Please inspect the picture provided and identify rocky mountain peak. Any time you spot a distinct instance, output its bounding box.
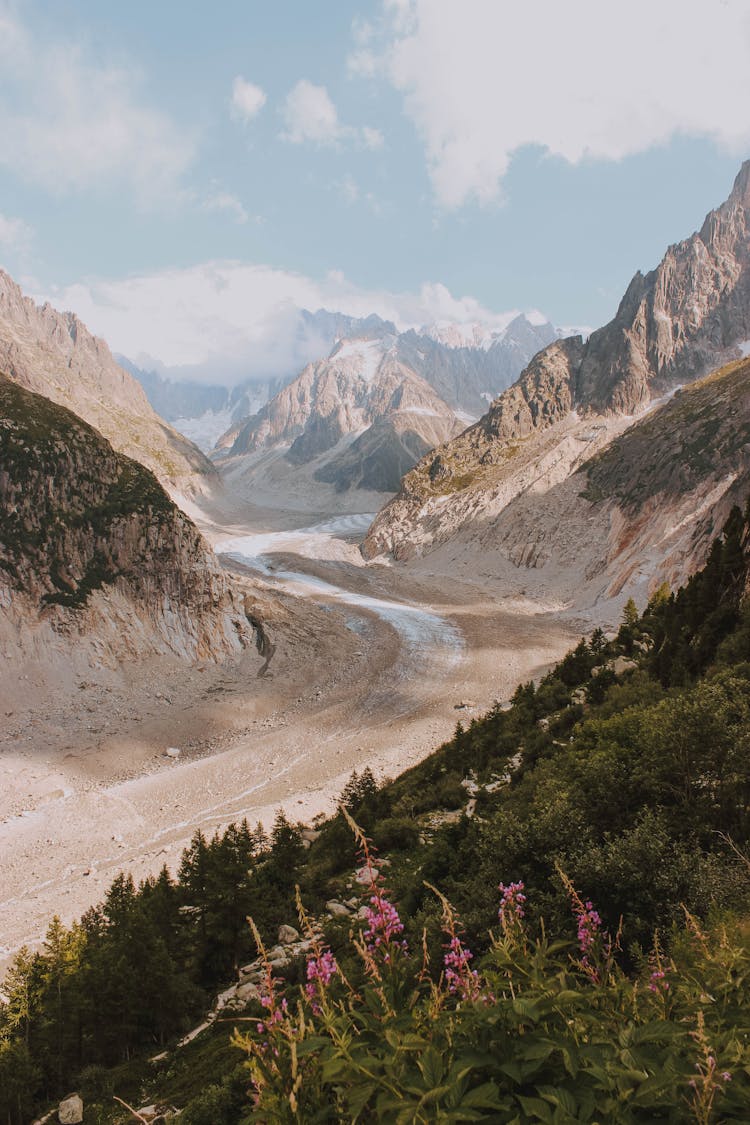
[0,269,213,493]
[363,162,750,566]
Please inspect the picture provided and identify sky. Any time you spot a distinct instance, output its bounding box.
[0,0,749,383]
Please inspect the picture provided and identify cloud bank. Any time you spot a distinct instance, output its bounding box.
[361,0,750,208]
[41,261,526,384]
[0,5,193,200]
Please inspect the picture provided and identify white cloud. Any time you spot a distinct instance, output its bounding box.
[282,80,343,145]
[361,126,385,150]
[202,191,249,224]
[39,262,524,384]
[231,76,267,122]
[0,212,33,251]
[281,79,384,149]
[0,8,193,200]
[367,0,750,208]
[338,175,360,204]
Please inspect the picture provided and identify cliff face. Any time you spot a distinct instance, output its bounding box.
[218,316,556,497]
[364,358,750,617]
[0,271,215,494]
[0,375,251,663]
[364,162,750,562]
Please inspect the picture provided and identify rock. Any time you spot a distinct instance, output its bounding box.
[164,746,181,759]
[236,981,260,1003]
[215,984,238,1009]
[278,924,300,945]
[611,656,638,676]
[58,1094,84,1125]
[325,900,351,917]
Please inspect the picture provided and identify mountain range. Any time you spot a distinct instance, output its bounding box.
[215,312,558,499]
[364,161,750,615]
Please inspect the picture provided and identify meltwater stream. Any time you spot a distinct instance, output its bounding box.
[215,514,464,675]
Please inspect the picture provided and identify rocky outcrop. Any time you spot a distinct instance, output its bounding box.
[364,162,750,563]
[0,375,251,663]
[367,357,750,617]
[218,315,556,497]
[0,270,214,493]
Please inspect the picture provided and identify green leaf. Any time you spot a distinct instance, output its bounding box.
[516,1094,554,1122]
[537,1084,578,1115]
[522,1039,557,1062]
[345,1081,378,1119]
[512,997,540,1022]
[460,1082,505,1110]
[296,1035,330,1057]
[418,1045,445,1088]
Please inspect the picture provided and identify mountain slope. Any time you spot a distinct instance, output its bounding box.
[364,163,750,583]
[218,315,557,500]
[0,374,251,666]
[365,357,750,619]
[0,271,214,493]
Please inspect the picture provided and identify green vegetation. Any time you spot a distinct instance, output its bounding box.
[581,357,750,509]
[4,502,750,1120]
[0,373,180,608]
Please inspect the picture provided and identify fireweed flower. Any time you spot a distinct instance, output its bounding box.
[498,881,526,933]
[648,968,669,993]
[576,900,602,962]
[364,890,408,959]
[304,949,338,1013]
[443,933,482,1003]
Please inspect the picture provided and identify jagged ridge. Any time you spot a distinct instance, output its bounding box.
[0,270,215,493]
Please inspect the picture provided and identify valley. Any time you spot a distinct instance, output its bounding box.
[0,493,581,970]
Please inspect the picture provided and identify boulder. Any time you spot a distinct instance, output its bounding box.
[325,900,351,917]
[58,1094,84,1125]
[237,981,260,1003]
[215,984,238,1009]
[278,924,300,945]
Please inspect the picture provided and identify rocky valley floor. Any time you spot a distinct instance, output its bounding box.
[0,493,586,970]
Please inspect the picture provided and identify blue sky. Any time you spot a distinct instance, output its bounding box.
[0,0,748,381]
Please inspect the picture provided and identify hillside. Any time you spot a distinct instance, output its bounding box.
[0,270,215,493]
[5,503,750,1122]
[0,374,252,669]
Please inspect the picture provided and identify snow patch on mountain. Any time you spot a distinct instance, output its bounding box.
[332,338,386,382]
[172,408,235,453]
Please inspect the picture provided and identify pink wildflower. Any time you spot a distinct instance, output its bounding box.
[364,890,408,956]
[498,881,526,933]
[443,933,482,1002]
[648,968,669,994]
[304,948,338,1013]
[576,899,601,960]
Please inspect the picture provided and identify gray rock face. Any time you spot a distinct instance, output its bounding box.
[278,924,301,945]
[218,316,557,494]
[0,269,213,493]
[57,1094,83,1125]
[364,162,750,561]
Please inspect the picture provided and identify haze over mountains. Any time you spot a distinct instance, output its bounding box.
[211,311,558,502]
